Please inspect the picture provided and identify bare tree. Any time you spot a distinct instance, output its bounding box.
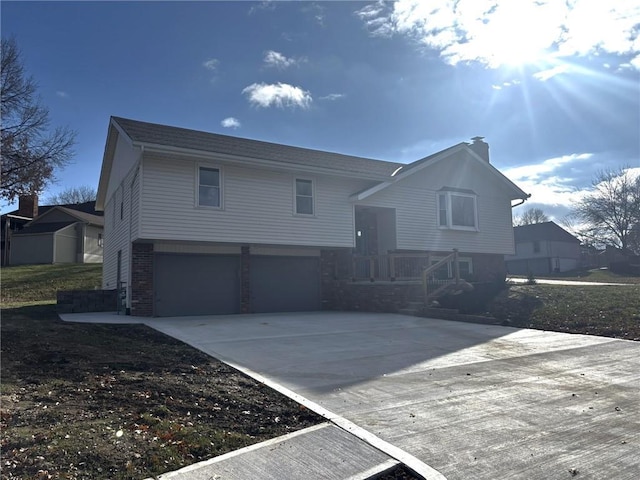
[571,166,640,254]
[1,37,76,202]
[46,185,97,204]
[514,207,549,226]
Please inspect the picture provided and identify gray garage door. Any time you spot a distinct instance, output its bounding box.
[506,258,552,276]
[250,256,321,313]
[154,253,241,317]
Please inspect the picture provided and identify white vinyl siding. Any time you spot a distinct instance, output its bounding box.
[140,154,368,248]
[102,166,139,300]
[356,150,516,255]
[130,168,140,240]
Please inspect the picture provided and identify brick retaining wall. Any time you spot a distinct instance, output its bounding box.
[323,281,424,313]
[57,289,118,314]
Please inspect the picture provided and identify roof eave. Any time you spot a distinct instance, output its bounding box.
[96,118,134,211]
[136,142,392,181]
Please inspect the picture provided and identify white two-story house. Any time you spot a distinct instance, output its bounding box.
[96,117,529,317]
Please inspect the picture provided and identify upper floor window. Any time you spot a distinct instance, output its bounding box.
[295,178,314,215]
[438,191,478,230]
[98,233,104,248]
[533,240,541,253]
[198,166,221,208]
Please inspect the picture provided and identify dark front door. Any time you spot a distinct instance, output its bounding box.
[355,209,378,256]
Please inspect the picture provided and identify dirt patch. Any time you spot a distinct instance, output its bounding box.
[1,305,322,479]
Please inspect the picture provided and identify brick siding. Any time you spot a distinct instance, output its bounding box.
[131,243,154,316]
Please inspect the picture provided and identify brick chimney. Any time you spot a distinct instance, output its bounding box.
[18,194,38,218]
[469,136,489,162]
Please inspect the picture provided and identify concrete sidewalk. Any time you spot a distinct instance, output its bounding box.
[506,276,634,286]
[153,423,400,480]
[62,311,640,480]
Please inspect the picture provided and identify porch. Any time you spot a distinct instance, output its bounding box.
[332,250,473,305]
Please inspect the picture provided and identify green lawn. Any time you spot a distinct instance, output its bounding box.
[1,263,102,307]
[489,283,640,340]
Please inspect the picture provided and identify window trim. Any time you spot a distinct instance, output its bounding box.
[196,164,223,209]
[437,191,479,231]
[293,177,315,216]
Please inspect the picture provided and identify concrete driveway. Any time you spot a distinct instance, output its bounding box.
[132,312,638,479]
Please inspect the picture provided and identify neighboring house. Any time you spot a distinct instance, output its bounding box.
[96,117,529,317]
[3,196,104,265]
[505,221,581,275]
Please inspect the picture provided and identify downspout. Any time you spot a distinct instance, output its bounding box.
[127,145,143,314]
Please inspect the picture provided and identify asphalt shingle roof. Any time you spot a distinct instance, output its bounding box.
[514,221,580,243]
[112,117,402,178]
[14,221,76,235]
[54,207,104,226]
[2,201,102,220]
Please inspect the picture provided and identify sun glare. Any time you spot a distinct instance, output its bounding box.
[434,0,571,68]
[469,1,561,68]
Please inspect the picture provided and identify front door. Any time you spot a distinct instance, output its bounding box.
[355,209,378,256]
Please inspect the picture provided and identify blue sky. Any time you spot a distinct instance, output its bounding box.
[2,0,639,221]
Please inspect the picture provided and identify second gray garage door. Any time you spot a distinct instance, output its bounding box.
[250,256,321,313]
[154,253,241,317]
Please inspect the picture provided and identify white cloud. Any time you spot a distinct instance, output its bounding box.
[491,80,521,90]
[502,153,594,206]
[242,82,312,109]
[56,91,69,98]
[532,64,572,81]
[202,58,219,71]
[221,117,241,129]
[319,93,346,101]
[249,1,275,15]
[355,0,640,69]
[263,50,303,69]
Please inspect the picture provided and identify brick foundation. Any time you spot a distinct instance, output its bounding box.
[320,249,506,314]
[131,243,154,316]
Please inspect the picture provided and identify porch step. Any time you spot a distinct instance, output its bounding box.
[398,303,461,316]
[398,301,426,316]
[421,308,500,325]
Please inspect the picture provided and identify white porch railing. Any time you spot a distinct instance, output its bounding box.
[349,250,469,302]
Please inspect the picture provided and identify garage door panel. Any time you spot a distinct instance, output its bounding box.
[251,256,320,313]
[155,254,240,317]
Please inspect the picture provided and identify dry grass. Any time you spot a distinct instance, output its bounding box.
[490,284,640,340]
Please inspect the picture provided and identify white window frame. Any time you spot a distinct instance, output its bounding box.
[437,191,478,231]
[196,164,223,209]
[294,178,315,216]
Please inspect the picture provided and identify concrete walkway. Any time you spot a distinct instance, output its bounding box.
[506,277,634,286]
[62,311,640,480]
